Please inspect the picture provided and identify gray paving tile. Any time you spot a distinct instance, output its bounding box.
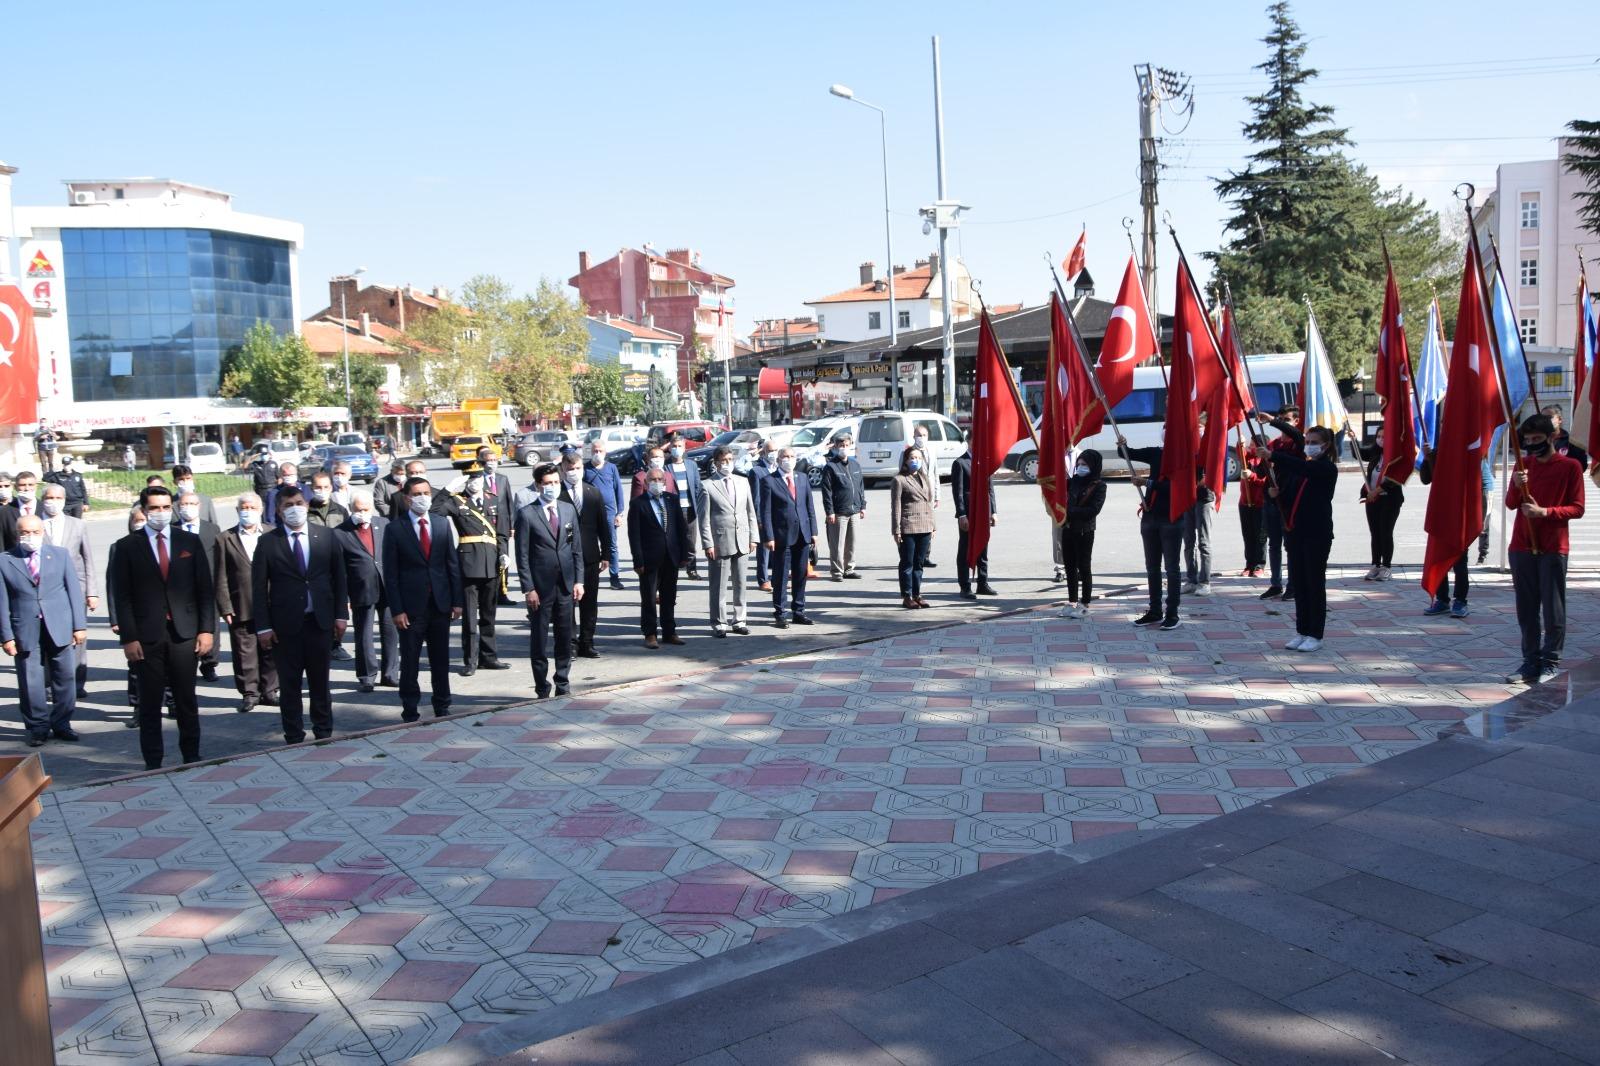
[960,1041,1067,1065]
[1482,1043,1589,1065]
[1409,794,1600,864]
[1429,773,1587,817]
[1222,843,1352,892]
[726,1013,901,1066]
[1549,801,1600,832]
[1284,971,1524,1065]
[1125,971,1396,1065]
[836,977,1022,1066]
[679,1052,741,1066]
[1432,913,1600,1001]
[1092,890,1346,999]
[1546,904,1600,948]
[1477,757,1600,804]
[1019,917,1199,1000]
[1335,807,1589,883]
[1306,872,1482,937]
[929,947,1198,1065]
[1427,966,1600,1063]
[1497,745,1600,778]
[1546,864,1600,902]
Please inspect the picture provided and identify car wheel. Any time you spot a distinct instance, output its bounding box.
[1225,452,1242,483]
[1020,452,1039,483]
[807,466,824,489]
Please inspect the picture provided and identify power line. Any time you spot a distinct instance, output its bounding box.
[1187,53,1597,79]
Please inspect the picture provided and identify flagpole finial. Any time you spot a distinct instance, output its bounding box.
[1122,217,1135,234]
[1453,182,1476,205]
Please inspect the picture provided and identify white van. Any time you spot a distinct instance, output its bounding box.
[185,441,228,474]
[856,410,965,484]
[1005,353,1304,482]
[793,417,861,488]
[584,425,640,449]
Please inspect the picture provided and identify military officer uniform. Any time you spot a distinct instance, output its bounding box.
[433,468,511,674]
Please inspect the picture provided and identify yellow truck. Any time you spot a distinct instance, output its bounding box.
[431,398,508,468]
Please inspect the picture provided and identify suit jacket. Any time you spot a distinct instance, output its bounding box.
[42,512,96,599]
[515,498,583,598]
[372,474,406,518]
[184,493,219,527]
[759,469,818,547]
[949,454,996,519]
[890,470,937,537]
[482,472,514,529]
[628,492,688,572]
[698,473,758,557]
[111,526,216,643]
[251,524,350,635]
[631,466,679,500]
[561,482,613,571]
[179,519,222,575]
[334,516,389,608]
[0,505,16,551]
[44,469,90,511]
[215,525,271,623]
[0,546,86,650]
[382,511,464,618]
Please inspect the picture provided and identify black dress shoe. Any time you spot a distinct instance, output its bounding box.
[331,647,354,661]
[379,679,399,688]
[774,618,789,629]
[609,578,625,590]
[792,614,814,626]
[843,572,862,580]
[925,560,938,568]
[401,710,420,722]
[482,661,511,671]
[76,688,88,700]
[663,633,686,645]
[237,698,257,713]
[358,683,376,693]
[1133,611,1162,626]
[576,646,601,658]
[713,629,727,638]
[144,760,162,771]
[313,730,332,740]
[498,596,517,607]
[976,585,999,596]
[555,685,571,696]
[433,708,451,717]
[124,715,140,729]
[687,567,701,579]
[959,591,978,601]
[200,665,219,681]
[261,694,280,706]
[461,667,477,677]
[731,625,750,635]
[26,733,46,747]
[536,689,552,700]
[52,727,81,741]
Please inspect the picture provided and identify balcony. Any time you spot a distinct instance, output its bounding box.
[698,292,734,312]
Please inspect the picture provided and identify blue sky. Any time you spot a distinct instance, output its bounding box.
[6,0,1594,326]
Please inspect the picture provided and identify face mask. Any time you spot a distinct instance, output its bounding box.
[540,484,561,503]
[42,498,64,518]
[590,453,605,467]
[914,436,929,448]
[16,489,34,502]
[763,453,778,467]
[466,479,484,497]
[310,489,329,504]
[831,447,845,458]
[391,471,405,483]
[908,459,923,472]
[0,488,10,502]
[779,458,796,473]
[18,535,42,554]
[1304,444,1325,458]
[649,457,665,470]
[176,480,195,495]
[484,461,497,474]
[1522,439,1551,457]
[563,470,582,486]
[179,504,200,524]
[144,510,172,531]
[351,510,372,526]
[1074,465,1090,477]
[332,474,347,488]
[282,475,299,487]
[646,481,667,497]
[282,505,309,528]
[717,463,733,477]
[409,495,432,516]
[670,446,684,460]
[238,509,260,527]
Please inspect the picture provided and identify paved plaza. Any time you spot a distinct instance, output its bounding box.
[31,571,1594,1065]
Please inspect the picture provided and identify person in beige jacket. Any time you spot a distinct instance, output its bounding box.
[890,446,936,609]
[697,446,759,636]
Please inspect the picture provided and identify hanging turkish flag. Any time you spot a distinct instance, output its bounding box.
[1038,292,1092,523]
[968,310,1031,566]
[0,285,42,425]
[1174,259,1225,410]
[1198,305,1249,512]
[1062,229,1087,281]
[1375,261,1418,485]
[1161,260,1208,523]
[1081,256,1159,440]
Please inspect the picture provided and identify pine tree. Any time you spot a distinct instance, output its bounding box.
[1563,120,1600,238]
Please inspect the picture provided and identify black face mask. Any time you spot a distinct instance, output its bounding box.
[1522,439,1551,457]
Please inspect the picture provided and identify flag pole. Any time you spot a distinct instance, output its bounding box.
[1305,296,1362,462]
[1220,279,1273,455]
[1044,253,1144,493]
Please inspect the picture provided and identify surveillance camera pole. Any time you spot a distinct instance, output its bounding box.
[932,36,956,419]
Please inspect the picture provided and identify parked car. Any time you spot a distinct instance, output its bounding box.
[647,421,724,447]
[792,416,863,488]
[855,410,964,484]
[249,439,302,467]
[314,444,381,483]
[514,430,575,466]
[606,444,641,480]
[185,441,228,474]
[448,434,503,469]
[583,424,641,450]
[334,431,366,447]
[685,428,765,475]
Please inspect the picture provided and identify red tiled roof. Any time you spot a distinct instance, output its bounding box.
[806,265,935,305]
[991,303,1024,315]
[300,319,397,357]
[591,316,683,343]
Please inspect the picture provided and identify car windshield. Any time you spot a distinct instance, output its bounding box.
[790,424,835,448]
[331,446,367,457]
[190,444,219,455]
[531,432,565,442]
[706,430,743,448]
[456,436,484,446]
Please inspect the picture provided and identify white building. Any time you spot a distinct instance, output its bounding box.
[802,255,974,344]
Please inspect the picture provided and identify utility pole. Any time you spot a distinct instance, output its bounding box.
[1134,63,1161,316]
[932,36,957,418]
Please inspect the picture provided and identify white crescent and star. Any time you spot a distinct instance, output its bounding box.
[0,299,19,365]
[1105,306,1140,364]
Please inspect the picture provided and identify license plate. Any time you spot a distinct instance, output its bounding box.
[869,451,890,460]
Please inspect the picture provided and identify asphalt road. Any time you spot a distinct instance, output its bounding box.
[5,455,1586,789]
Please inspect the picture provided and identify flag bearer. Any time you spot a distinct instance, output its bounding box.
[1504,414,1586,685]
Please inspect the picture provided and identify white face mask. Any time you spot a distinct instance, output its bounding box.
[649,457,665,470]
[237,509,260,527]
[332,474,347,488]
[778,458,796,473]
[0,488,11,502]
[351,510,372,526]
[1304,443,1325,458]
[42,498,64,518]
[466,479,484,497]
[646,481,667,497]
[484,462,497,474]
[179,504,200,524]
[716,463,733,477]
[282,505,309,528]
[144,510,172,531]
[176,480,195,495]
[590,453,606,467]
[16,488,34,502]
[563,470,582,486]
[914,436,929,449]
[281,475,299,487]
[409,495,432,516]
[670,446,684,460]
[18,534,43,554]
[540,483,561,503]
[1074,465,1090,477]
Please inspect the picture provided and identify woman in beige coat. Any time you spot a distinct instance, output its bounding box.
[890,446,936,608]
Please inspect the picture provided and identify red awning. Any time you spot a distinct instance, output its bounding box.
[758,367,788,399]
[381,402,419,415]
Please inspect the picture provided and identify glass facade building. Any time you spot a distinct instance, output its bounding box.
[60,228,294,402]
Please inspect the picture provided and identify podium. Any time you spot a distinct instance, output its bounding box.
[0,755,54,1066]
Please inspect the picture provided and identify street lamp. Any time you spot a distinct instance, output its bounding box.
[335,266,367,427]
[829,81,900,409]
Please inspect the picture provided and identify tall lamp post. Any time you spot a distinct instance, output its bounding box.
[829,83,900,410]
[335,266,368,428]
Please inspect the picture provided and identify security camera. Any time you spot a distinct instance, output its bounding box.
[922,220,933,236]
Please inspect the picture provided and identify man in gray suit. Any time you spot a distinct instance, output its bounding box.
[514,462,583,698]
[40,482,97,698]
[0,515,88,745]
[698,446,759,637]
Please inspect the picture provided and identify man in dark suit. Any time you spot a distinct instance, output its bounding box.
[372,459,408,518]
[0,515,88,745]
[177,489,225,681]
[0,472,18,550]
[214,491,277,713]
[759,447,819,628]
[515,462,584,696]
[628,467,688,648]
[111,485,216,769]
[559,452,612,658]
[383,476,464,720]
[334,492,399,693]
[253,486,349,744]
[950,449,998,599]
[434,464,509,674]
[172,464,219,526]
[747,442,780,590]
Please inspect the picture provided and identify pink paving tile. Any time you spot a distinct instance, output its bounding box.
[260,840,342,863]
[1293,746,1362,763]
[517,729,572,744]
[38,900,68,919]
[600,846,676,872]
[1058,727,1114,743]
[646,729,700,744]
[497,789,567,809]
[1228,769,1297,788]
[654,792,717,812]
[888,819,955,843]
[1155,795,1224,815]
[1064,768,1127,787]
[979,853,1027,870]
[126,870,214,895]
[329,912,427,945]
[986,746,1042,762]
[385,814,461,836]
[295,745,362,761]
[297,872,382,901]
[988,708,1039,724]
[749,766,811,786]
[165,952,275,991]
[528,920,621,955]
[725,712,774,726]
[49,996,103,1035]
[425,844,504,867]
[603,769,662,786]
[603,714,652,726]
[321,765,386,782]
[983,792,1046,814]
[92,809,166,829]
[836,747,895,763]
[1070,821,1138,841]
[209,787,284,805]
[424,746,482,762]
[355,788,420,807]
[694,749,750,765]
[461,766,522,783]
[778,729,832,744]
[813,792,877,812]
[1137,747,1199,763]
[144,907,244,938]
[1204,728,1263,743]
[904,768,963,785]
[471,878,559,909]
[372,960,481,1002]
[873,887,912,903]
[551,813,648,837]
[43,944,84,971]
[1355,726,1418,740]
[83,785,153,803]
[784,851,858,876]
[108,837,186,860]
[556,748,613,763]
[231,811,310,832]
[917,727,969,742]
[1410,705,1468,721]
[192,1009,317,1057]
[713,819,781,841]
[664,883,745,914]
[855,711,905,724]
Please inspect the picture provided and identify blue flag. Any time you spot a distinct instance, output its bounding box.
[1414,300,1446,465]
[1488,270,1531,455]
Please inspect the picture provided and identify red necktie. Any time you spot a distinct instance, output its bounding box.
[787,476,797,500]
[548,505,559,538]
[357,525,374,555]
[418,516,431,560]
[27,552,39,585]
[156,532,169,581]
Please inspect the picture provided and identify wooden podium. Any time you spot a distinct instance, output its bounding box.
[0,755,54,1066]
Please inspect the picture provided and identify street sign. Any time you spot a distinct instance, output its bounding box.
[622,372,651,393]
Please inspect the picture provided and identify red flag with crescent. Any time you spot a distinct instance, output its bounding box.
[0,285,41,425]
[1062,229,1086,281]
[969,311,1031,566]
[1038,292,1092,523]
[1081,256,1159,439]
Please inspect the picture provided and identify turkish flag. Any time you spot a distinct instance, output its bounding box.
[1198,305,1249,511]
[1161,263,1209,523]
[1174,259,1225,411]
[1376,262,1418,485]
[1063,230,1086,280]
[0,284,41,425]
[968,311,1031,566]
[1421,238,1505,593]
[1038,292,1093,524]
[1082,256,1159,439]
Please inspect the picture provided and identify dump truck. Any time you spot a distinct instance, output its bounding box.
[430,398,515,468]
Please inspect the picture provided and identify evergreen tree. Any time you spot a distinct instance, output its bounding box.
[646,368,682,422]
[1563,120,1600,238]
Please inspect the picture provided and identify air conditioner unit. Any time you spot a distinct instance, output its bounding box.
[73,190,96,205]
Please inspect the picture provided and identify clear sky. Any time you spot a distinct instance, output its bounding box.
[5,0,1594,327]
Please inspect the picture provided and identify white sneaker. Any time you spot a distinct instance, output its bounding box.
[1362,565,1380,581]
[1285,635,1307,650]
[1296,637,1323,653]
[1059,604,1081,618]
[1376,566,1392,581]
[1192,583,1213,596]
[1181,581,1199,594]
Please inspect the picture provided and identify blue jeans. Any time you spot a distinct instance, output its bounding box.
[898,532,931,598]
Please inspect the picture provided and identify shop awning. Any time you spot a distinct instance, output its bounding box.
[758,367,788,399]
[382,402,420,416]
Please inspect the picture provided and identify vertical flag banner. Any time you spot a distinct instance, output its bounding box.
[1037,292,1091,523]
[0,284,42,425]
[1062,229,1087,281]
[1415,298,1447,461]
[968,310,1031,566]
[1376,263,1418,484]
[1199,305,1249,510]
[1421,238,1506,594]
[1571,274,1600,459]
[1487,267,1533,457]
[1080,255,1159,439]
[1162,264,1205,522]
[1300,306,1351,455]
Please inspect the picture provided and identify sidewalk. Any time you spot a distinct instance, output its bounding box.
[31,575,1595,1065]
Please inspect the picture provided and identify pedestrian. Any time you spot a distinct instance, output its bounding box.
[214,492,278,714]
[890,445,936,609]
[373,459,407,518]
[1360,429,1404,582]
[1182,449,1216,597]
[176,490,224,681]
[1062,449,1106,614]
[1272,425,1338,652]
[698,445,758,637]
[123,443,137,473]
[950,445,997,600]
[36,423,57,474]
[1237,443,1268,578]
[1417,452,1472,617]
[383,476,463,721]
[1544,405,1590,468]
[628,465,688,648]
[1504,413,1586,685]
[44,455,89,518]
[748,440,780,591]
[253,486,348,744]
[1133,444,1183,631]
[0,514,87,746]
[40,483,97,698]
[820,431,866,581]
[759,446,817,627]
[171,464,219,525]
[111,485,215,770]
[584,440,626,591]
[434,464,508,675]
[334,492,399,693]
[1254,405,1304,601]
[11,470,40,519]
[559,453,611,658]
[229,433,244,464]
[912,424,941,568]
[305,471,349,528]
[515,463,584,695]
[663,432,705,579]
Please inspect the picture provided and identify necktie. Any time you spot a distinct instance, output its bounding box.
[21,502,30,517]
[293,531,307,574]
[27,552,39,585]
[652,498,665,526]
[418,516,431,560]
[156,532,169,581]
[787,476,797,500]
[357,525,374,555]
[548,505,559,538]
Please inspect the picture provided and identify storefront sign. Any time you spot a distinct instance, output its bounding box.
[622,372,651,393]
[851,361,892,376]
[786,367,817,384]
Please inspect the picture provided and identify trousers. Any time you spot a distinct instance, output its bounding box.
[638,564,680,636]
[956,523,988,593]
[1141,520,1182,617]
[1365,491,1402,567]
[1183,500,1213,584]
[528,591,573,692]
[575,563,600,650]
[1061,527,1095,603]
[16,636,75,736]
[399,603,452,718]
[771,540,810,617]
[352,601,399,685]
[826,515,859,577]
[708,551,748,630]
[1510,550,1568,668]
[898,532,931,598]
[1239,505,1266,570]
[460,576,499,667]
[1434,552,1470,604]
[1287,533,1333,639]
[136,626,199,769]
[1265,501,1292,590]
[274,614,334,743]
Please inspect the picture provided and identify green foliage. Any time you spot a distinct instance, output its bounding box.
[1563,120,1600,239]
[1211,2,1460,379]
[573,362,641,422]
[646,369,683,421]
[344,352,387,424]
[221,322,330,410]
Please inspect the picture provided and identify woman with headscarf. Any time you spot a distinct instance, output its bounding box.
[1061,449,1106,615]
